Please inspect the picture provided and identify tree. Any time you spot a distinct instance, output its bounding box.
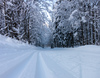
[0,0,5,35]
[52,0,76,48]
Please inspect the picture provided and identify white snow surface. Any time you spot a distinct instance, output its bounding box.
[81,16,86,23]
[6,1,13,6]
[68,10,78,21]
[0,35,100,78]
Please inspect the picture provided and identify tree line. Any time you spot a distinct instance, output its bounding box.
[0,0,100,48]
[51,0,100,48]
[0,0,52,47]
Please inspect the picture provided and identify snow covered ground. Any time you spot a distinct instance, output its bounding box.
[0,35,100,78]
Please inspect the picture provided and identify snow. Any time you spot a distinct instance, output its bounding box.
[68,10,78,20]
[81,16,86,23]
[94,5,98,9]
[6,2,13,6]
[0,35,100,78]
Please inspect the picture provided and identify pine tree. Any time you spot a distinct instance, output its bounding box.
[52,0,76,48]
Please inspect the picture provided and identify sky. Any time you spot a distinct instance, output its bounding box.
[24,0,26,2]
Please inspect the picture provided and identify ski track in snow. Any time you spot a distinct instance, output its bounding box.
[0,36,100,78]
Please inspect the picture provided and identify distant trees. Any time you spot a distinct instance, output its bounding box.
[27,0,52,47]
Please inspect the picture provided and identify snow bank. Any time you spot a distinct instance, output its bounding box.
[0,35,34,48]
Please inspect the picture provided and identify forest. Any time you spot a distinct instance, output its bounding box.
[0,0,100,48]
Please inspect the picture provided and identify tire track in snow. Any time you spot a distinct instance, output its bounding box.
[78,51,100,78]
[35,52,58,78]
[0,51,35,78]
[41,52,76,78]
[0,51,27,63]
[18,52,38,78]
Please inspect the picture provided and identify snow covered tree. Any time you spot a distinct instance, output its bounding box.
[0,0,99,48]
[18,1,30,43]
[52,0,76,48]
[52,0,100,48]
[0,0,8,35]
[73,0,100,46]
[78,1,99,45]
[26,0,44,47]
[0,0,30,42]
[0,0,25,40]
[0,0,5,35]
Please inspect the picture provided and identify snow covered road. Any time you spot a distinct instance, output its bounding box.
[0,35,100,78]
